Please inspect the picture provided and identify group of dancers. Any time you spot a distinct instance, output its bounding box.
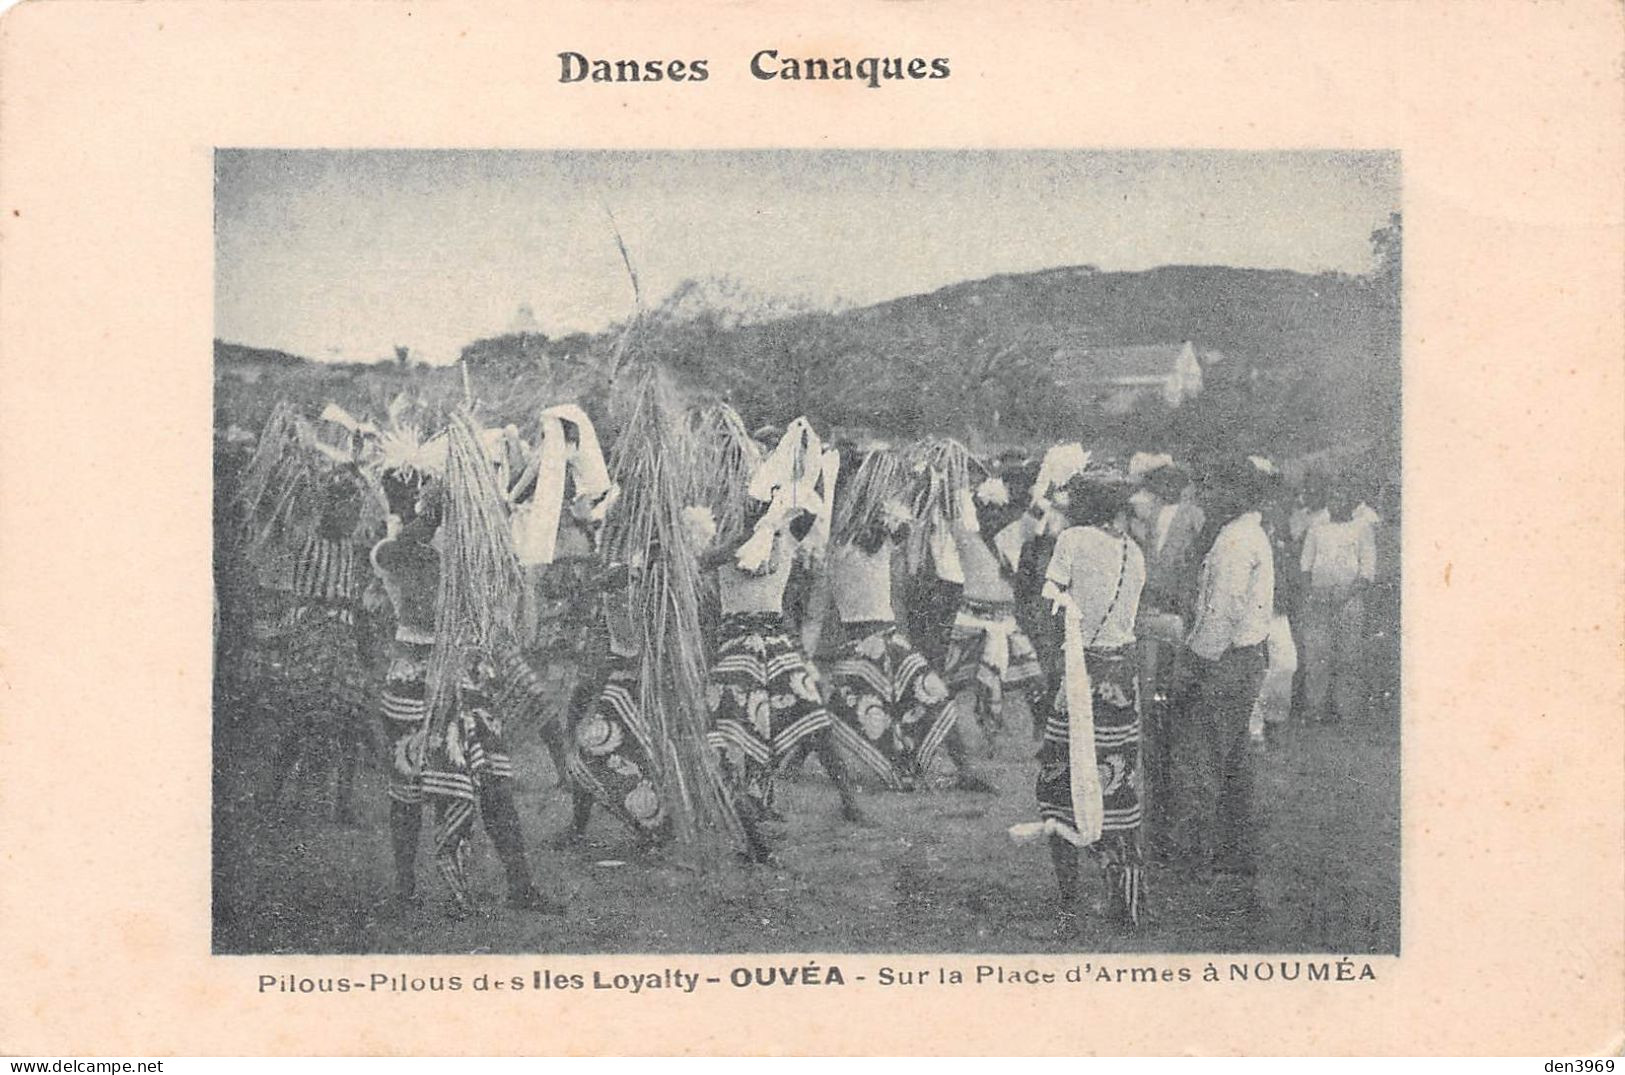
[219,387,1286,933]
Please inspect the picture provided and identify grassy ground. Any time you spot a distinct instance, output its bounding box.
[213,665,1399,956]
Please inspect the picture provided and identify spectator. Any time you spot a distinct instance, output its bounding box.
[1298,482,1376,723]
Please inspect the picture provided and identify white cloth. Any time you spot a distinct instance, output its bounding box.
[510,405,614,568]
[803,448,841,559]
[1250,612,1298,736]
[318,401,378,437]
[1043,527,1145,650]
[739,417,825,572]
[511,419,567,567]
[1058,601,1106,846]
[545,404,611,502]
[1153,503,1180,556]
[1032,443,1089,502]
[746,416,821,505]
[1187,512,1275,660]
[951,605,1019,677]
[926,516,964,583]
[1128,451,1175,482]
[1010,596,1103,849]
[1301,518,1377,592]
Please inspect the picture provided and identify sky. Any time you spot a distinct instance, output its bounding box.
[215,149,1399,365]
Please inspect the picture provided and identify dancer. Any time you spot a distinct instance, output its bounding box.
[993,443,1087,740]
[261,465,373,821]
[558,559,674,848]
[805,449,992,792]
[702,418,868,863]
[938,465,1047,750]
[503,406,619,785]
[376,426,560,919]
[369,467,437,911]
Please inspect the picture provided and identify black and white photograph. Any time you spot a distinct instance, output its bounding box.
[211,147,1402,957]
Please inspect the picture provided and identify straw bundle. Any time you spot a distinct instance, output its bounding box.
[234,401,321,560]
[424,409,524,738]
[830,446,909,547]
[607,369,744,854]
[903,436,983,525]
[685,401,761,547]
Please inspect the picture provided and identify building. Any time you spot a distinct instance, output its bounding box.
[1052,341,1219,413]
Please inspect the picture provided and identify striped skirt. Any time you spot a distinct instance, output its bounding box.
[566,653,670,839]
[941,597,1046,739]
[293,535,360,608]
[1037,644,1145,922]
[706,611,832,815]
[824,622,957,790]
[379,642,432,805]
[419,649,515,854]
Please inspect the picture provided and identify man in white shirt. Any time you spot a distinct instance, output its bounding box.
[1299,485,1377,722]
[1180,459,1277,875]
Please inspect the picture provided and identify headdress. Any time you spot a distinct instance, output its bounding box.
[509,403,618,567]
[735,417,836,571]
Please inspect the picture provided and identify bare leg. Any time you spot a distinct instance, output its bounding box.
[1049,836,1081,932]
[812,731,870,825]
[480,783,564,913]
[388,801,423,905]
[943,721,995,793]
[331,716,361,824]
[263,710,311,808]
[566,789,594,841]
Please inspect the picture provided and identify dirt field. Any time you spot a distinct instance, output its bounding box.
[212,657,1400,956]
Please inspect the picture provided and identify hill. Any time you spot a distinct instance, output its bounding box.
[215,261,1400,466]
[647,263,1398,457]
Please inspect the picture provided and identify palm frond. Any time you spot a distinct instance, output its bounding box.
[233,401,322,560]
[425,409,524,736]
[607,368,744,857]
[830,446,909,547]
[685,401,761,546]
[903,436,982,524]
